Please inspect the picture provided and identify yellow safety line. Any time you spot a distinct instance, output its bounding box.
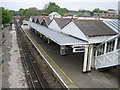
[26,31,73,83]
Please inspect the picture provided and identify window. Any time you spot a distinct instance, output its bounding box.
[106,40,115,53]
[117,37,120,49]
[97,44,105,56]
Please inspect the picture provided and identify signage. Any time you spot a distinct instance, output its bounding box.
[73,46,85,53]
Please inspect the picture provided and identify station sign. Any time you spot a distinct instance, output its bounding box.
[73,46,85,53]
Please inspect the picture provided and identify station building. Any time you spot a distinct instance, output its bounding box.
[23,15,119,72]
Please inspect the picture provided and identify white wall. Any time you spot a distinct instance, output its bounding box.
[49,15,61,20]
[88,36,112,44]
[49,12,61,20]
[48,19,61,32]
[29,17,32,22]
[62,21,88,41]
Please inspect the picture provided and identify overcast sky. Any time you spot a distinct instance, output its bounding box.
[1,0,119,11]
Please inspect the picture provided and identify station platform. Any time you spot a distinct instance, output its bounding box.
[22,27,119,88]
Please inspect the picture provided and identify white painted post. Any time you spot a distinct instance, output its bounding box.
[83,45,88,72]
[35,30,37,34]
[31,28,33,31]
[43,35,46,39]
[104,43,107,54]
[60,45,66,56]
[36,31,38,35]
[29,26,31,30]
[48,38,50,44]
[32,29,34,32]
[40,34,42,38]
[87,45,93,71]
[32,28,34,32]
[114,38,118,51]
[28,26,30,30]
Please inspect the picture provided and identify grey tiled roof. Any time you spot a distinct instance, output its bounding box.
[54,18,72,29]
[33,16,51,26]
[38,17,43,24]
[74,20,117,37]
[23,21,87,45]
[33,16,38,22]
[44,17,51,25]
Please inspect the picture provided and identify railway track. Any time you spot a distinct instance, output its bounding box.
[14,19,50,89]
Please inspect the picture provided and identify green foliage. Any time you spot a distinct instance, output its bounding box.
[78,9,91,13]
[19,16,27,25]
[1,7,14,24]
[59,8,68,13]
[75,14,83,17]
[1,2,109,23]
[24,8,41,16]
[44,2,60,14]
[43,2,67,16]
[14,8,25,16]
[92,8,107,13]
[14,7,42,16]
[43,2,80,16]
[0,7,2,25]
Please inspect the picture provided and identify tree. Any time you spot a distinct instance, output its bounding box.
[92,8,107,13]
[14,7,42,16]
[24,7,41,16]
[14,8,26,16]
[0,7,2,25]
[2,7,13,24]
[75,14,83,17]
[43,2,63,15]
[60,8,68,13]
[19,16,27,25]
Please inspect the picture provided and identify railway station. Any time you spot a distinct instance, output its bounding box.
[2,1,120,89]
[22,15,119,88]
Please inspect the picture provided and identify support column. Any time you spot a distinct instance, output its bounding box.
[43,36,48,42]
[114,38,118,51]
[37,32,39,36]
[38,33,40,37]
[48,38,50,44]
[93,48,98,69]
[43,35,46,39]
[83,45,89,72]
[104,43,107,54]
[29,26,31,30]
[40,34,43,38]
[31,28,34,32]
[28,26,30,30]
[87,45,93,72]
[60,45,67,56]
[35,31,38,35]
